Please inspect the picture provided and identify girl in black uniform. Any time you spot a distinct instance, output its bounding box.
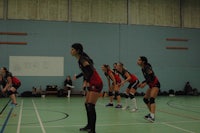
[64,76,73,98]
[137,56,160,122]
[71,43,103,133]
[0,67,21,105]
[116,62,139,112]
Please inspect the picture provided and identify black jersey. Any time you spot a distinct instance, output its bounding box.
[64,79,72,86]
[142,63,156,84]
[78,55,94,82]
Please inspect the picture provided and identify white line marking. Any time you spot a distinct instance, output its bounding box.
[163,122,195,133]
[17,100,23,133]
[32,99,46,133]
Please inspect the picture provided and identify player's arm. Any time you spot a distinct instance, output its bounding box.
[82,60,93,82]
[2,76,12,92]
[121,72,131,86]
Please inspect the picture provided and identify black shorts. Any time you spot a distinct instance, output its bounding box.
[127,80,139,90]
[12,82,21,89]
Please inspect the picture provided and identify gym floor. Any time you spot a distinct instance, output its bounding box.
[0,96,200,133]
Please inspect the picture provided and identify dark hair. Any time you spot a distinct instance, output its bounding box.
[71,43,93,64]
[140,56,148,65]
[113,62,117,66]
[117,62,123,67]
[103,64,109,69]
[1,67,8,73]
[71,43,83,54]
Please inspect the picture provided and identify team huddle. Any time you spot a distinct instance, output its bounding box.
[71,43,160,133]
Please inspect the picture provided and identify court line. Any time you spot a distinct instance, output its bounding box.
[17,100,23,133]
[162,122,195,133]
[32,99,46,133]
[0,99,11,115]
[20,119,200,128]
[0,105,14,133]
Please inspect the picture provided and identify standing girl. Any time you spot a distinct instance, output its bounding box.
[71,43,103,133]
[116,62,139,112]
[137,56,160,122]
[101,64,122,108]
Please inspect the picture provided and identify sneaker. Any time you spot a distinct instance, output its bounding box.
[10,103,18,107]
[144,114,150,119]
[80,126,91,131]
[115,104,122,108]
[122,106,130,110]
[105,103,114,107]
[144,114,155,122]
[88,130,96,133]
[130,108,138,112]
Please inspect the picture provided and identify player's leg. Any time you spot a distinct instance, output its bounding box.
[129,88,138,112]
[8,87,17,105]
[122,88,130,110]
[106,86,114,107]
[114,84,122,108]
[147,87,159,122]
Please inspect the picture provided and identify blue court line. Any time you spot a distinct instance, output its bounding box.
[0,99,11,115]
[0,105,14,133]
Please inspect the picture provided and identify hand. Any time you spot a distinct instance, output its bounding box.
[121,81,125,86]
[138,83,146,88]
[2,88,6,93]
[73,75,77,80]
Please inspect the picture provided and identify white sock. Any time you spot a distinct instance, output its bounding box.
[67,90,71,97]
[131,98,137,109]
[125,98,129,107]
[150,113,155,118]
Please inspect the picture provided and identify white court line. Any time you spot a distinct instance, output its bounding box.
[20,119,200,128]
[162,123,195,133]
[32,99,46,133]
[17,100,23,133]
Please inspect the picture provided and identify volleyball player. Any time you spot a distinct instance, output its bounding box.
[137,56,160,122]
[101,64,122,108]
[0,67,21,106]
[116,62,139,112]
[71,43,103,133]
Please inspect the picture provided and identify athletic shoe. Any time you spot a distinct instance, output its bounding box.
[144,114,155,122]
[10,103,18,107]
[105,103,114,107]
[130,108,138,112]
[88,131,96,133]
[144,114,150,119]
[115,104,122,108]
[80,126,91,131]
[122,106,130,110]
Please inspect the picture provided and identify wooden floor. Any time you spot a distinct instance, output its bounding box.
[0,95,200,133]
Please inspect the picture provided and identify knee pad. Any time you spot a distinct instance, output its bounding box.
[114,91,120,97]
[108,91,113,96]
[150,97,155,104]
[7,90,14,96]
[143,98,149,104]
[129,93,135,99]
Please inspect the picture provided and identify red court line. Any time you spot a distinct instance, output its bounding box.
[0,42,27,45]
[166,38,188,42]
[166,46,188,50]
[0,32,27,36]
